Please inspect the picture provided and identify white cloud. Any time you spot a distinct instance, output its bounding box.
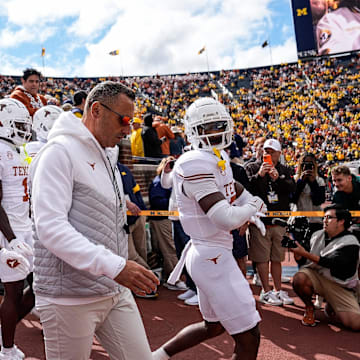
[0,0,298,77]
[76,0,277,76]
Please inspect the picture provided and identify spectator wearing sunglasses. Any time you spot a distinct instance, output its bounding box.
[291,204,360,330]
[30,81,159,359]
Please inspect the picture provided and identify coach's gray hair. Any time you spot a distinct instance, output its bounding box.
[85,81,135,110]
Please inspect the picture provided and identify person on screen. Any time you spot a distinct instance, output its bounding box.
[311,0,327,24]
[316,0,360,55]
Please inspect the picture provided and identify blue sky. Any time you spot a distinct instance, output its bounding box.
[0,0,298,77]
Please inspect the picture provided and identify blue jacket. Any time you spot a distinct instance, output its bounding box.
[149,175,171,221]
[117,163,146,226]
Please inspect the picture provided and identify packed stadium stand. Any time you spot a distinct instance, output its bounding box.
[1,52,359,172]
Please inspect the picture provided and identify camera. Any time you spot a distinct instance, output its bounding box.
[169,160,175,169]
[273,217,312,250]
[302,162,314,171]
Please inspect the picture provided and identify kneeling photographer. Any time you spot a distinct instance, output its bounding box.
[291,204,360,330]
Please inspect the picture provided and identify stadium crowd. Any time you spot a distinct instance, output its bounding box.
[1,53,359,171]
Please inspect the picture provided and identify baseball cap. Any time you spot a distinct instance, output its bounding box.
[132,117,142,124]
[264,139,281,152]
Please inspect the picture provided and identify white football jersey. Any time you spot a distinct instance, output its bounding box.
[173,149,236,248]
[316,7,360,55]
[0,140,31,232]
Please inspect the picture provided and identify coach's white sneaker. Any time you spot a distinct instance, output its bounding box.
[177,289,196,301]
[276,290,294,305]
[184,294,199,306]
[259,290,282,306]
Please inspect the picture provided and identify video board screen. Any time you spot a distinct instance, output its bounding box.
[291,0,360,57]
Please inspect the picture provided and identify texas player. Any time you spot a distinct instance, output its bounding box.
[0,98,34,360]
[153,97,266,360]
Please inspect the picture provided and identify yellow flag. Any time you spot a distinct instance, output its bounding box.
[109,49,120,56]
[198,46,205,55]
[41,47,45,57]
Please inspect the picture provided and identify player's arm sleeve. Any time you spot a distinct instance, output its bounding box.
[31,144,125,279]
[183,177,257,232]
[160,170,173,189]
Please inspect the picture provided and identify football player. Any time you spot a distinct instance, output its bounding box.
[24,105,63,160]
[0,98,34,359]
[153,97,266,360]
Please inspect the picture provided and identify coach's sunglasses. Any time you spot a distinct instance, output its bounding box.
[99,102,132,126]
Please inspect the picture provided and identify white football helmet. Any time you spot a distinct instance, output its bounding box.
[0,98,32,145]
[33,105,63,141]
[184,97,233,151]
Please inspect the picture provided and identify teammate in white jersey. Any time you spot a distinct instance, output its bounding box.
[153,97,266,360]
[316,1,360,55]
[24,105,63,160]
[0,98,33,360]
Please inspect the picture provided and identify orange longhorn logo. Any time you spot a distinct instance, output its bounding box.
[207,254,221,264]
[7,258,20,268]
[87,162,96,170]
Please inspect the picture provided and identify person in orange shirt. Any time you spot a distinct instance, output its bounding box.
[153,117,175,155]
[130,117,144,157]
[10,68,47,117]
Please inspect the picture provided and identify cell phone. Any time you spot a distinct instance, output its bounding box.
[263,154,273,165]
[169,160,175,169]
[302,162,314,171]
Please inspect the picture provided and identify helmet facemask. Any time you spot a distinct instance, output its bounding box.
[12,119,32,144]
[185,97,233,151]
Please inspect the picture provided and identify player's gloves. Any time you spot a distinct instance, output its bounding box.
[248,196,267,214]
[249,215,266,236]
[9,239,34,257]
[0,248,31,278]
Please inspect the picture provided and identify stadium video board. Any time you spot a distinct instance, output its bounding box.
[291,0,360,58]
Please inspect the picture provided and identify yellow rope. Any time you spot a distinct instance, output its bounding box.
[212,147,226,171]
[22,144,32,165]
[126,210,360,217]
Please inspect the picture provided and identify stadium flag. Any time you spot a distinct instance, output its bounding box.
[198,46,205,55]
[109,49,120,56]
[41,47,45,57]
[261,40,269,48]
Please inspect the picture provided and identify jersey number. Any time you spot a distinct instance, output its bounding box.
[22,178,29,202]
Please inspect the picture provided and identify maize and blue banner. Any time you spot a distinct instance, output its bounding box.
[291,0,317,58]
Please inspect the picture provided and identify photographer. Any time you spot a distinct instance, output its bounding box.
[291,205,360,330]
[293,153,326,235]
[246,139,296,306]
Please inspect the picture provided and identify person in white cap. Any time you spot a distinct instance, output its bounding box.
[246,138,296,306]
